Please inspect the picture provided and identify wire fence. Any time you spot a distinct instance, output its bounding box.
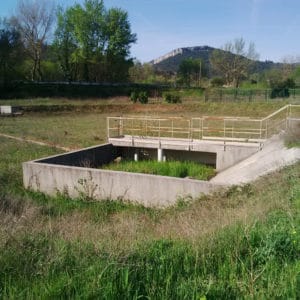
[204,89,300,102]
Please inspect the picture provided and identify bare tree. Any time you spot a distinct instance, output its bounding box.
[14,0,54,81]
[280,55,300,80]
[210,38,259,88]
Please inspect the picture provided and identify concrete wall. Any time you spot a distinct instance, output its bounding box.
[288,117,300,132]
[215,144,259,171]
[110,137,260,171]
[37,143,119,167]
[22,141,257,207]
[23,161,219,207]
[118,146,216,167]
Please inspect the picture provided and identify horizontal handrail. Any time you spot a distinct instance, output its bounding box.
[107,104,300,143]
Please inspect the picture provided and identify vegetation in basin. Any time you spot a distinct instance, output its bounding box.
[102,160,216,180]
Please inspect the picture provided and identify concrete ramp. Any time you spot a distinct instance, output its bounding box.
[210,134,300,186]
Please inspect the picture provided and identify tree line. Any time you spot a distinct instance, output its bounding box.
[0,0,136,85]
[130,38,300,92]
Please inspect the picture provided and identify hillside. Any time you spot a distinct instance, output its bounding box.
[150,45,281,75]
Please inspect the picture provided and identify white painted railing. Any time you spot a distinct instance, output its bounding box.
[107,104,300,143]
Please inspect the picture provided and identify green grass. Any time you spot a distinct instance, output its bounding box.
[0,101,293,149]
[103,160,215,180]
[1,103,300,298]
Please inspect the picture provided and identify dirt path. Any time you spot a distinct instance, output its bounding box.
[211,134,300,186]
[0,133,72,151]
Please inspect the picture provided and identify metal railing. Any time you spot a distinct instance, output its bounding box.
[107,104,300,143]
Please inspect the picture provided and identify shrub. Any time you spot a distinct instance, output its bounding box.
[130,90,148,104]
[270,78,295,98]
[138,91,148,104]
[164,92,182,103]
[130,90,139,103]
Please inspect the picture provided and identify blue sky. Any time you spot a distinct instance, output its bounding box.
[0,0,299,63]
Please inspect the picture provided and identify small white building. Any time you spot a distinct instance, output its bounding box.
[0,106,22,115]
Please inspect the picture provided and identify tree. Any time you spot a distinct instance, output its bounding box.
[14,0,55,81]
[53,7,77,81]
[177,58,206,87]
[68,0,106,81]
[53,0,136,82]
[0,18,23,84]
[210,38,259,88]
[104,7,137,81]
[129,61,154,83]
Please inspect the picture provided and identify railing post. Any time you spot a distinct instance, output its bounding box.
[285,105,289,130]
[260,120,262,139]
[118,118,123,136]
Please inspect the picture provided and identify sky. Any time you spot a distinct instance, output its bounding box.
[0,0,299,63]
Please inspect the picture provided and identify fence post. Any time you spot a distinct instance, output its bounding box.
[118,118,123,136]
[158,119,161,139]
[107,117,110,140]
[145,119,148,136]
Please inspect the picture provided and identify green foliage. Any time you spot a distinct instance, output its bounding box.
[1,207,300,299]
[130,90,148,104]
[53,1,136,82]
[270,78,295,98]
[138,91,148,104]
[103,160,215,180]
[130,90,138,103]
[0,18,23,84]
[177,58,206,87]
[163,92,182,103]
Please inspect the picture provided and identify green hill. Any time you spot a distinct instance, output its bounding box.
[150,46,282,75]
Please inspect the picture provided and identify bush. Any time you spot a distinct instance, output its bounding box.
[164,92,182,103]
[270,78,295,98]
[138,91,148,104]
[270,87,289,98]
[130,90,139,103]
[130,90,148,104]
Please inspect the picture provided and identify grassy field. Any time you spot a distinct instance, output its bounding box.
[0,100,294,149]
[0,99,300,298]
